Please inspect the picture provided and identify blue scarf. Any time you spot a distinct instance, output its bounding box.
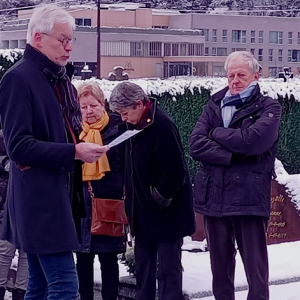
[221,81,257,128]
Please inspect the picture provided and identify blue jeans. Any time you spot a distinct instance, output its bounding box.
[25,252,78,300]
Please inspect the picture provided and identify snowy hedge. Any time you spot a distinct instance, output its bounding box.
[0,49,24,79]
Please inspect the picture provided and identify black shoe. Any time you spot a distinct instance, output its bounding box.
[12,288,26,300]
[0,287,5,300]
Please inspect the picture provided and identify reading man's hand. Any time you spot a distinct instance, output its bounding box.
[75,142,109,163]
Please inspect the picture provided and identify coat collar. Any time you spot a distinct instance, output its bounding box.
[24,44,74,82]
[208,84,263,124]
[135,98,157,130]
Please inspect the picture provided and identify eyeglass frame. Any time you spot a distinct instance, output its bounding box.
[40,32,76,47]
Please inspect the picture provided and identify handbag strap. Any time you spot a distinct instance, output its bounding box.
[87,181,94,199]
[88,181,126,200]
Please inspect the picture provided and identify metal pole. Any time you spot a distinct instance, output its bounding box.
[96,0,101,79]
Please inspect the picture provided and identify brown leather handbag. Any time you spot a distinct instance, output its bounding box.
[88,182,128,237]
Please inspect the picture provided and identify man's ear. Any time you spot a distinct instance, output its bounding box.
[254,71,259,80]
[33,32,43,48]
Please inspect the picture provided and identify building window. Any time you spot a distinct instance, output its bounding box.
[298,32,300,44]
[102,41,130,56]
[232,30,246,43]
[188,44,194,56]
[288,50,292,62]
[213,66,226,76]
[259,31,263,43]
[10,40,18,48]
[205,47,209,56]
[130,42,143,56]
[222,30,227,43]
[269,49,273,61]
[172,44,179,56]
[251,31,255,44]
[188,44,202,56]
[212,29,217,43]
[216,48,227,56]
[288,32,293,44]
[75,18,91,27]
[149,42,162,57]
[250,49,255,55]
[18,39,26,49]
[1,40,9,49]
[290,49,300,62]
[180,43,187,56]
[210,47,227,56]
[278,49,283,62]
[231,48,246,52]
[164,43,171,56]
[203,29,209,42]
[258,49,263,62]
[269,31,283,44]
[194,44,202,56]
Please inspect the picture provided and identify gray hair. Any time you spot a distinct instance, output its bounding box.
[109,82,149,112]
[26,4,75,44]
[224,51,261,74]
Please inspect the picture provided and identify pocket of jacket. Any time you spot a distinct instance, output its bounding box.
[193,169,210,205]
[231,172,262,206]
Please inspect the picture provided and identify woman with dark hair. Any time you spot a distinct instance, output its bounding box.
[76,82,126,300]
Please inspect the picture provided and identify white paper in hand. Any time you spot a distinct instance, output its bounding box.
[107,129,143,148]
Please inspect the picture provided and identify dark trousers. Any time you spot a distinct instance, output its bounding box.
[205,215,269,300]
[134,238,183,300]
[76,252,119,300]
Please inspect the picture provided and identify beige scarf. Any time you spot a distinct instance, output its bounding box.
[79,111,110,181]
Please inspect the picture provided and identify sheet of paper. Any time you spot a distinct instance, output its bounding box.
[107,129,143,148]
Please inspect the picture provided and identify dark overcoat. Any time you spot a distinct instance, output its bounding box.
[124,99,195,243]
[78,113,126,253]
[190,84,281,218]
[0,130,9,227]
[0,44,84,253]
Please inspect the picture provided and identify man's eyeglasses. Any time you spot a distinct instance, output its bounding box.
[41,33,76,47]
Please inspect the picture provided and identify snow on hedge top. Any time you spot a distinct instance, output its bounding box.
[72,76,300,103]
[0,48,24,63]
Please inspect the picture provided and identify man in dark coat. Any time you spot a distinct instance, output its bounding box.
[190,51,281,300]
[109,82,195,300]
[0,4,108,300]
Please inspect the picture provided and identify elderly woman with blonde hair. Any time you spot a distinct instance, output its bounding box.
[75,82,126,300]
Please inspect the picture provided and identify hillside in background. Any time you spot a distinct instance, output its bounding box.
[0,0,300,17]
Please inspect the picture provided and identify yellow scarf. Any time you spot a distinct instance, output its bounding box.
[79,111,111,181]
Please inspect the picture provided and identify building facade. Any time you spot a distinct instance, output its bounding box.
[170,13,300,77]
[1,3,300,78]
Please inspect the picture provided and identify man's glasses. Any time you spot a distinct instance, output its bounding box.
[41,33,76,47]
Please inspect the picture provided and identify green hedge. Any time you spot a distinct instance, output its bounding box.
[154,89,300,179]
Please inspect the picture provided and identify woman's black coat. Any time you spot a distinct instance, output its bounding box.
[124,100,195,242]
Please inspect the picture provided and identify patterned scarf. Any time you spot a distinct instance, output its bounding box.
[79,111,111,181]
[221,81,257,128]
[57,66,82,132]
